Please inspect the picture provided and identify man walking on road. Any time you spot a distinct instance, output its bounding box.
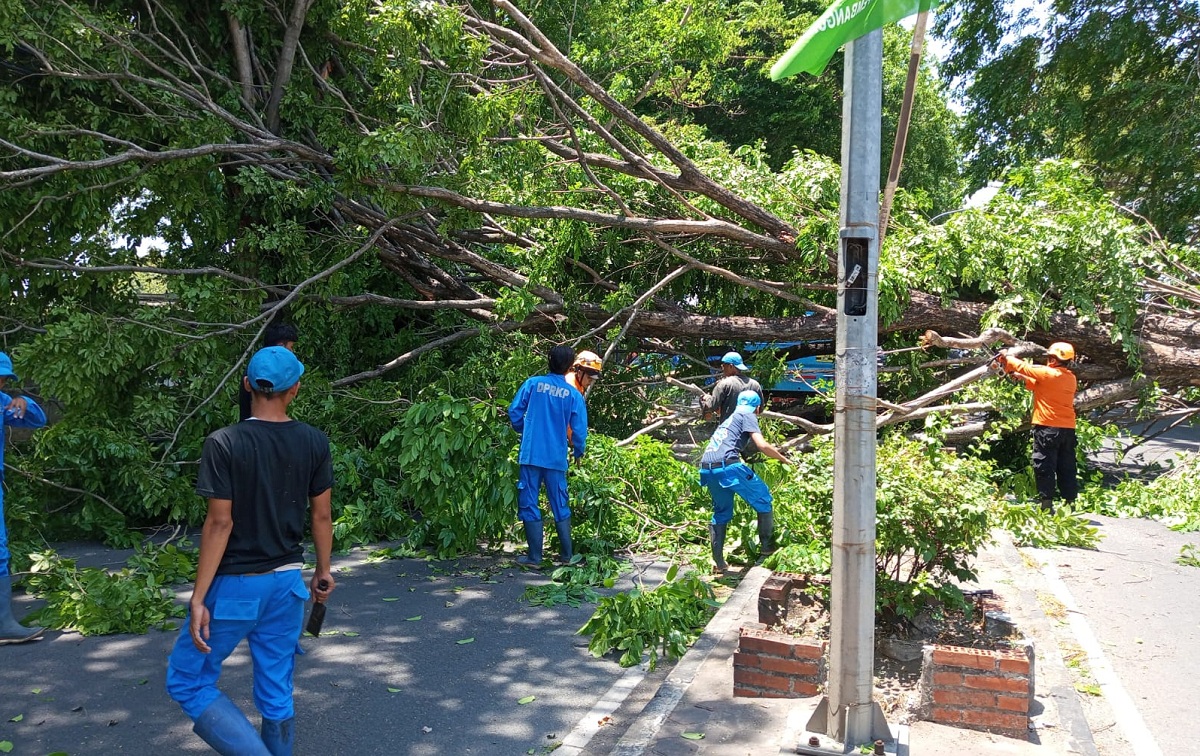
[0,352,48,645]
[998,342,1079,512]
[703,351,763,422]
[239,322,298,422]
[509,346,588,567]
[167,346,334,755]
[699,390,792,572]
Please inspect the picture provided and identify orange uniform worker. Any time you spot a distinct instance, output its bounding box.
[998,342,1078,511]
[566,351,602,396]
[565,351,602,447]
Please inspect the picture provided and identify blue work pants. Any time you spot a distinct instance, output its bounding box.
[166,570,309,722]
[517,464,570,523]
[700,462,773,525]
[0,489,9,576]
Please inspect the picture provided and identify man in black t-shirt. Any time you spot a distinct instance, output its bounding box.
[699,390,792,572]
[239,323,298,422]
[167,346,333,756]
[702,351,764,422]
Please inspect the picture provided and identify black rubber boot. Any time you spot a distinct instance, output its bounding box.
[515,520,544,567]
[554,517,573,563]
[709,523,728,572]
[1039,498,1055,514]
[757,511,775,557]
[0,574,43,645]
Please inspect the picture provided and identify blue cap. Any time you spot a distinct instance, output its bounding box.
[734,390,762,413]
[721,351,750,371]
[247,346,304,394]
[0,352,17,381]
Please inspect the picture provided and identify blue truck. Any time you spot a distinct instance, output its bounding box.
[706,340,836,396]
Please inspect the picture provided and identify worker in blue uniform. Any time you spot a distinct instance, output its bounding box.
[508,345,588,566]
[0,352,48,644]
[699,390,793,572]
[166,347,334,755]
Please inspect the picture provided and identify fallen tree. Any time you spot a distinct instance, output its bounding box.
[0,0,1198,532]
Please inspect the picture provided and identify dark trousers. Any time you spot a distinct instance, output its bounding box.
[1032,425,1078,502]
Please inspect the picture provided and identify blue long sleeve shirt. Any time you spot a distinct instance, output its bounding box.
[1,391,48,487]
[508,374,587,470]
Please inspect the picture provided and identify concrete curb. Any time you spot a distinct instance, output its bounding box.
[607,565,772,755]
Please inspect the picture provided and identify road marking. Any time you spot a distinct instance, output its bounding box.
[557,662,648,755]
[1041,560,1163,756]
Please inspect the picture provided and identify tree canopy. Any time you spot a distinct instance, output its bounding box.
[0,0,1199,551]
[937,0,1200,244]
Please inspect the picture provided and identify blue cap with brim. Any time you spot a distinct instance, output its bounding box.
[0,352,17,381]
[721,351,750,371]
[734,389,762,413]
[247,346,304,394]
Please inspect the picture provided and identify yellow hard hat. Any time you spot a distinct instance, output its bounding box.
[574,350,603,373]
[1048,342,1075,361]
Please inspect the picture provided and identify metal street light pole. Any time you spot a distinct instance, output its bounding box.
[804,27,890,751]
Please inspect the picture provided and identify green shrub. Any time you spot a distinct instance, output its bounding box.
[379,395,518,556]
[996,500,1101,548]
[578,565,716,670]
[570,435,707,554]
[22,544,192,636]
[1078,455,1200,531]
[522,553,630,608]
[763,432,997,620]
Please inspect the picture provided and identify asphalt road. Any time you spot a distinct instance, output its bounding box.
[1,545,669,756]
[1029,419,1200,756]
[1033,514,1200,756]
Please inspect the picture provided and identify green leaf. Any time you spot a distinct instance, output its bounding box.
[8,715,22,723]
[388,687,402,693]
[665,563,679,582]
[517,695,536,705]
[406,615,422,621]
[343,631,360,637]
[456,637,474,645]
[382,597,400,602]
[681,732,705,740]
[0,742,12,753]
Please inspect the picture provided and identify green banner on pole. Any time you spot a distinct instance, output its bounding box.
[770,0,943,80]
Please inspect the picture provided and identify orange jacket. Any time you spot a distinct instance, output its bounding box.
[1001,355,1077,428]
[566,371,584,443]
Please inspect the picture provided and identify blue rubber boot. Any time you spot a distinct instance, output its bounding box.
[261,717,295,756]
[192,693,271,755]
[554,517,574,563]
[515,520,544,567]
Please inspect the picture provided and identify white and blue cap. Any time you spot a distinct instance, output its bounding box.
[734,389,762,413]
[721,351,750,371]
[0,352,17,381]
[247,346,304,394]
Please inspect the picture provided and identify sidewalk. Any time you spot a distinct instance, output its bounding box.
[605,533,1101,755]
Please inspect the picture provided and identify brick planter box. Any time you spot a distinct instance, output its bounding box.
[737,572,1035,740]
[917,642,1035,738]
[733,625,825,698]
